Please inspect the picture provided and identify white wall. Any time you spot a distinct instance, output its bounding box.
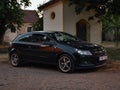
[63,1,102,44]
[4,23,33,42]
[43,2,64,31]
[90,21,102,44]
[63,2,89,35]
[17,23,33,34]
[42,1,102,44]
[4,29,17,42]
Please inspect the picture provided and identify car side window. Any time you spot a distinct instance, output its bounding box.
[18,33,52,44]
[19,35,32,42]
[22,34,44,43]
[18,34,42,43]
[42,36,51,42]
[31,34,44,43]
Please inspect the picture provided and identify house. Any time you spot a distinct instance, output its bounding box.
[18,10,39,33]
[4,10,39,42]
[38,0,102,44]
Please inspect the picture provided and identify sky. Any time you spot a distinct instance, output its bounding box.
[25,0,50,10]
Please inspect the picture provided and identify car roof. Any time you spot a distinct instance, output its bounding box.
[13,31,60,41]
[16,31,64,38]
[22,31,63,35]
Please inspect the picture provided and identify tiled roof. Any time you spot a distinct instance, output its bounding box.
[38,0,61,10]
[23,10,39,23]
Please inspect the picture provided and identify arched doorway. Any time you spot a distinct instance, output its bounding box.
[76,19,90,42]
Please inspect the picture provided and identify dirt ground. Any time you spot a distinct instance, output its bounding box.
[0,54,120,90]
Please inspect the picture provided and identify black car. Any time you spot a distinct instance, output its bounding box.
[9,31,107,73]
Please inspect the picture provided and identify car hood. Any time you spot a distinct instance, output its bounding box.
[63,41,102,50]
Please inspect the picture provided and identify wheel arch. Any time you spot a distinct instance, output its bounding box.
[56,52,76,63]
[9,48,20,57]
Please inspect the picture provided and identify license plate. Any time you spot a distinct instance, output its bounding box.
[99,56,108,61]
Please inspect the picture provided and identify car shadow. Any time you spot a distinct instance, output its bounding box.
[75,68,98,74]
[21,62,59,72]
[21,62,99,73]
[1,60,106,74]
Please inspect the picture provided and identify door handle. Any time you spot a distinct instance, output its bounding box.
[28,46,32,48]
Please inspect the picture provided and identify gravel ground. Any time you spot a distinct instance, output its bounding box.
[0,54,120,90]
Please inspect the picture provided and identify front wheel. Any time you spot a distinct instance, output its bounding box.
[10,52,21,67]
[58,54,75,73]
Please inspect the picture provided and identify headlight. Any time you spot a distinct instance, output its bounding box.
[75,49,92,55]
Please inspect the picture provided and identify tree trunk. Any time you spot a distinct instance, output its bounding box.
[115,27,119,47]
[0,21,6,44]
[0,34,4,44]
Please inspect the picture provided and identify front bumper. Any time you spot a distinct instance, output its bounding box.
[75,55,107,69]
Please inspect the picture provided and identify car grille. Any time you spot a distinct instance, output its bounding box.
[90,49,106,56]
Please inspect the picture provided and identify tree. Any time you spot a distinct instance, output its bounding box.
[69,0,120,47]
[0,0,31,43]
[33,17,43,31]
[33,11,43,31]
[102,14,120,47]
[69,0,120,19]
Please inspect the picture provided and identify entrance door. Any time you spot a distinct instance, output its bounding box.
[76,19,90,41]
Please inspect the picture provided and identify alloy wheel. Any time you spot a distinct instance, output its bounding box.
[10,53,20,67]
[58,55,74,73]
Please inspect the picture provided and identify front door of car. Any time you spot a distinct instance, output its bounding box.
[38,41,56,63]
[27,34,56,63]
[17,34,37,60]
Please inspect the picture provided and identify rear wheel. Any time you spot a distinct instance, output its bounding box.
[58,54,75,73]
[10,52,21,67]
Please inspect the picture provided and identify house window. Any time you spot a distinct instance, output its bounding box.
[50,12,55,20]
[27,27,32,32]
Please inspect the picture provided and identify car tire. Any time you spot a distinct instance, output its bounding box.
[10,52,21,67]
[58,54,75,73]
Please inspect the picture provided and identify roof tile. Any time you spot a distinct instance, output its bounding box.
[23,10,39,23]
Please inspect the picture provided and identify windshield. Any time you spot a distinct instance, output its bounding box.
[50,32,81,42]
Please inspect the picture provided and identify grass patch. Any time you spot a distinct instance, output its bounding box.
[97,47,120,72]
[106,48,120,61]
